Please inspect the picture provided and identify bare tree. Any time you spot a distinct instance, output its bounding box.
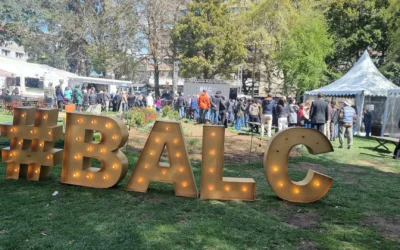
[136,0,183,97]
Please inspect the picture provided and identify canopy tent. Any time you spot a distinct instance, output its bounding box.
[305,51,399,134]
[382,88,400,138]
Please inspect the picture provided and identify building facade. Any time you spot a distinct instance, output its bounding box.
[0,41,28,61]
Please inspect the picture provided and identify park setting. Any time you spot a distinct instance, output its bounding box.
[0,0,400,249]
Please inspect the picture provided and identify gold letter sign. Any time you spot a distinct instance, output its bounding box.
[264,128,333,203]
[126,121,197,197]
[200,126,256,201]
[0,107,63,181]
[61,113,128,188]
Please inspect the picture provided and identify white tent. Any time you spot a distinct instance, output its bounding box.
[382,88,400,137]
[305,51,399,133]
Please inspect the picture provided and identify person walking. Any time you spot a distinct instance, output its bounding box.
[393,118,400,160]
[260,93,275,137]
[210,91,222,125]
[288,98,299,127]
[363,107,373,137]
[330,101,339,141]
[44,82,56,108]
[235,98,246,131]
[56,86,64,112]
[276,97,289,131]
[191,95,199,122]
[64,86,72,104]
[339,100,357,149]
[73,85,82,112]
[310,93,329,133]
[177,93,185,119]
[198,90,210,124]
[248,99,260,133]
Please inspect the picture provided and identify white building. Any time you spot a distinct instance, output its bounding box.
[0,41,28,61]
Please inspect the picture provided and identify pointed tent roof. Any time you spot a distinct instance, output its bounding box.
[306,51,398,96]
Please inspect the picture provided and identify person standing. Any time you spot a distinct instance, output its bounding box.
[303,101,312,128]
[227,99,235,126]
[155,97,162,115]
[185,95,192,119]
[88,89,97,112]
[198,90,210,124]
[244,98,250,128]
[56,86,64,112]
[191,95,199,122]
[82,89,89,111]
[276,97,289,131]
[288,98,299,127]
[393,118,400,160]
[248,99,260,133]
[219,96,228,128]
[235,98,246,131]
[260,93,275,137]
[177,93,185,119]
[325,100,333,139]
[210,91,222,125]
[339,100,357,149]
[310,93,329,133]
[298,104,305,127]
[113,91,122,112]
[73,85,82,112]
[44,82,56,108]
[147,94,154,108]
[64,86,72,104]
[127,92,136,109]
[363,107,373,137]
[121,91,128,111]
[330,101,339,141]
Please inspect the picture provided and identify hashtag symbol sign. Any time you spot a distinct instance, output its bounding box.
[0,107,63,181]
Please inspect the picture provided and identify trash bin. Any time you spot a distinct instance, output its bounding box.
[65,104,76,113]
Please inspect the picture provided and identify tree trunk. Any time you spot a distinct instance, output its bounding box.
[154,63,160,98]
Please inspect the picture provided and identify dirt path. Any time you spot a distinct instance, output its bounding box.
[126,122,272,164]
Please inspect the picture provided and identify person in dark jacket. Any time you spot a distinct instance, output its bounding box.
[127,92,136,108]
[56,86,64,111]
[393,118,400,160]
[276,97,289,131]
[210,91,222,125]
[89,90,97,106]
[113,92,122,112]
[260,93,275,137]
[330,101,339,141]
[227,99,235,125]
[219,96,228,128]
[191,95,199,122]
[310,93,329,133]
[185,95,192,119]
[82,89,89,111]
[177,93,185,118]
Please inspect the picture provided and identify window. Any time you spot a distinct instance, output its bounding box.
[1,49,10,56]
[16,52,24,58]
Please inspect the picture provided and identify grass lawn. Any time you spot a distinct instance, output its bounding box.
[0,113,399,249]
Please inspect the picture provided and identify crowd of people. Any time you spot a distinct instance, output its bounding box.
[174,91,372,150]
[44,84,158,113]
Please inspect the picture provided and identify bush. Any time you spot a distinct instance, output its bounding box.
[123,107,158,127]
[161,105,180,120]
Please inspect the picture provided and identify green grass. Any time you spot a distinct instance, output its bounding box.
[0,123,399,249]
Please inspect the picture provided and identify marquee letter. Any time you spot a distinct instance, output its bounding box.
[264,128,333,203]
[200,126,255,201]
[61,113,128,188]
[126,121,197,197]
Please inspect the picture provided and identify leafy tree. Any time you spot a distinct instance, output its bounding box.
[277,10,333,95]
[326,0,390,74]
[381,0,400,86]
[172,0,247,79]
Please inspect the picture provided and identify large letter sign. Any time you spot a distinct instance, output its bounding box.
[61,113,129,188]
[126,121,197,197]
[1,110,335,203]
[200,126,256,201]
[264,128,334,203]
[0,107,63,181]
